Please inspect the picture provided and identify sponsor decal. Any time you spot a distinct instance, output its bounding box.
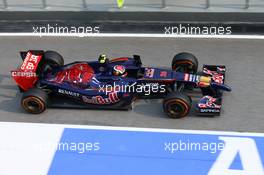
[21,52,42,71]
[198,96,221,109]
[212,75,224,84]
[160,71,168,78]
[58,89,80,97]
[203,67,226,75]
[82,92,120,105]
[145,68,155,78]
[10,52,41,91]
[200,108,220,113]
[203,67,224,84]
[11,71,36,77]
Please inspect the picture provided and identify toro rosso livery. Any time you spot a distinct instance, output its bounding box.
[11,50,231,118]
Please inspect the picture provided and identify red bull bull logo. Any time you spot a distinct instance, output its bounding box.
[82,92,120,105]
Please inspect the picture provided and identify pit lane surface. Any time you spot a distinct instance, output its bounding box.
[0,36,263,132]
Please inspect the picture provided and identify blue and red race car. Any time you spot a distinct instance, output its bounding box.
[11,50,231,118]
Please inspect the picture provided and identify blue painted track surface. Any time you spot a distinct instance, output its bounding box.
[48,128,264,175]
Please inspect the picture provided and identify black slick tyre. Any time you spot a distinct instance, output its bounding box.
[172,52,198,73]
[163,92,191,118]
[21,88,48,114]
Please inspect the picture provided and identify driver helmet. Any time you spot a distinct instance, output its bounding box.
[113,65,127,77]
[98,54,108,64]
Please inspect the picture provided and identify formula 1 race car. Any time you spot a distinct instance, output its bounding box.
[11,50,231,118]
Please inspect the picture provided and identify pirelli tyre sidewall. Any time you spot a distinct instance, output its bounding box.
[163,92,191,118]
[21,88,48,114]
[172,52,198,74]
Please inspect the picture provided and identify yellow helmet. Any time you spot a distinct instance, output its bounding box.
[98,54,107,64]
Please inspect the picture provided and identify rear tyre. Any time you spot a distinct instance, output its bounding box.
[163,92,191,118]
[44,50,64,67]
[172,52,198,74]
[21,88,48,114]
[38,51,64,77]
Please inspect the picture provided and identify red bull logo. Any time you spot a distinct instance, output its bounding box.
[82,92,120,105]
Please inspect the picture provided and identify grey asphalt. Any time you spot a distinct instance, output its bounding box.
[0,36,263,132]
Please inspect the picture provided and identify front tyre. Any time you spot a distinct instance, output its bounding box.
[163,92,191,118]
[172,52,198,74]
[21,88,48,114]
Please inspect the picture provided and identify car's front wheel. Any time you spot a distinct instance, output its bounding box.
[172,52,198,74]
[163,91,191,118]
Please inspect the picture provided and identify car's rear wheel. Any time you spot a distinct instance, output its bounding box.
[172,52,198,74]
[163,92,191,118]
[21,88,48,114]
[44,50,64,67]
[38,50,64,77]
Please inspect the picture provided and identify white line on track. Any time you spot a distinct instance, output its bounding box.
[0,33,264,39]
[0,122,264,137]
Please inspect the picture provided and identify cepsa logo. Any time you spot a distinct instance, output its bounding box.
[11,71,37,77]
[82,92,120,105]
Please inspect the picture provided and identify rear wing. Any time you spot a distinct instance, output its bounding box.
[20,50,44,61]
[11,50,44,91]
